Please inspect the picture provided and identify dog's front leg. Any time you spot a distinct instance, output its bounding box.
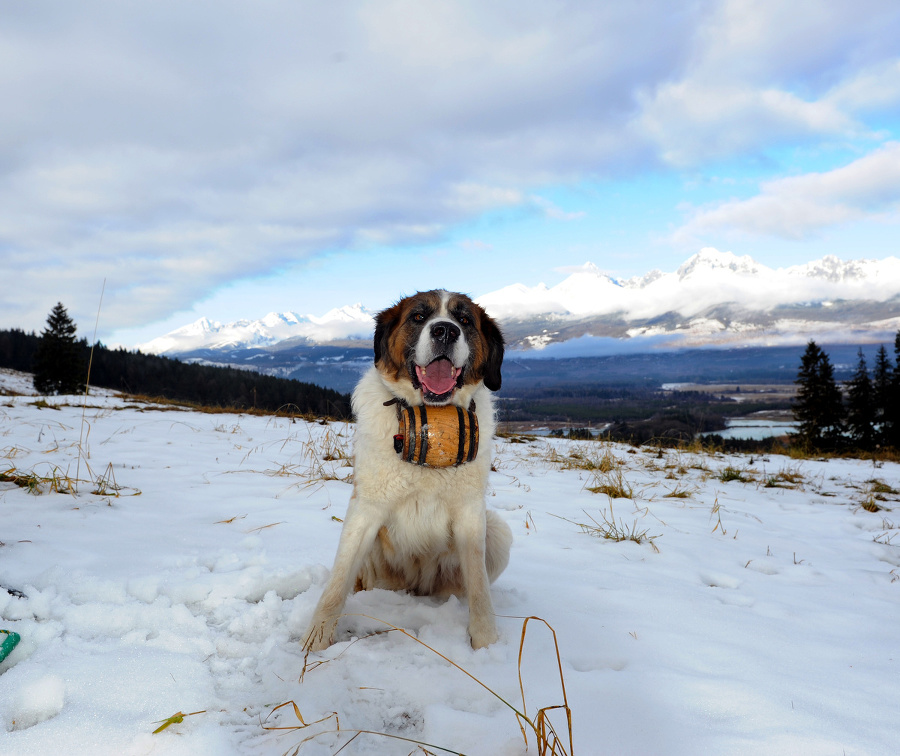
[456,510,499,649]
[303,499,382,652]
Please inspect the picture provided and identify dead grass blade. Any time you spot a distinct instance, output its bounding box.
[515,616,574,756]
[246,521,286,534]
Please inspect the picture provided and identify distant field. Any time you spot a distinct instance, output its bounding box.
[662,383,797,402]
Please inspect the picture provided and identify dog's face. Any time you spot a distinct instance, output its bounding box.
[373,290,504,405]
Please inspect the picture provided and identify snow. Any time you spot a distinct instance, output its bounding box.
[2,368,899,754]
[476,248,900,325]
[138,305,375,355]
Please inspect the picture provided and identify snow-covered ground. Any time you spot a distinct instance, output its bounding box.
[1,368,898,755]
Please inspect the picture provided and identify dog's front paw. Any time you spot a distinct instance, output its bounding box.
[468,618,499,650]
[302,617,337,652]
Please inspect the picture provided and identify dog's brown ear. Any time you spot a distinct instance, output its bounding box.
[373,301,402,365]
[479,310,504,391]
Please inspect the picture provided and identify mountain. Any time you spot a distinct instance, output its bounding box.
[476,248,900,351]
[138,249,900,365]
[139,304,374,354]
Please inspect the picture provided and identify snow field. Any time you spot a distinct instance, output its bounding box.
[1,372,898,754]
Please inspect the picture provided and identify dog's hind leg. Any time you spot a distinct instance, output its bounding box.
[484,510,512,583]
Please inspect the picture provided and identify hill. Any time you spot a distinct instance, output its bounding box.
[0,378,897,753]
[0,329,351,418]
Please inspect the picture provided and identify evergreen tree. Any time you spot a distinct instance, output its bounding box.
[793,341,824,446]
[872,344,892,445]
[817,347,845,446]
[33,303,84,395]
[793,340,845,448]
[887,330,900,448]
[845,348,875,449]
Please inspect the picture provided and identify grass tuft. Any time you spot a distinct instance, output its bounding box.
[586,468,633,499]
[763,466,805,489]
[867,479,899,496]
[662,483,695,499]
[860,496,884,513]
[718,465,753,483]
[555,504,660,551]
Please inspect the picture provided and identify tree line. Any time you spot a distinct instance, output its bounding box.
[793,335,900,451]
[0,303,351,418]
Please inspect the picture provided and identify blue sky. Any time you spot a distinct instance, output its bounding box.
[1,1,899,347]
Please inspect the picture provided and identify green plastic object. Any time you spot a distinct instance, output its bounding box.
[0,630,20,663]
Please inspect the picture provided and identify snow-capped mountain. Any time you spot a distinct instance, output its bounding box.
[475,248,900,351]
[476,248,900,322]
[139,304,373,354]
[140,249,900,357]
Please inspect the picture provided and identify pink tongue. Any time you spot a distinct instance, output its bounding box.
[416,359,457,395]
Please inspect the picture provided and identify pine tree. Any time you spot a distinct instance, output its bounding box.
[845,348,875,450]
[817,348,846,447]
[793,341,825,446]
[872,344,892,446]
[33,302,84,395]
[886,330,900,448]
[793,340,845,449]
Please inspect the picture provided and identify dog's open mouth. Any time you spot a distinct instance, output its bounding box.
[414,357,462,402]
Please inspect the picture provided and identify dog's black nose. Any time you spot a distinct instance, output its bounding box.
[431,321,460,345]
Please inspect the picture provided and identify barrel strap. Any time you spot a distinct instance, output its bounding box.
[417,404,428,464]
[455,406,466,466]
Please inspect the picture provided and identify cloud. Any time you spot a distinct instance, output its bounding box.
[673,142,900,241]
[2,1,900,336]
[635,0,900,165]
[0,0,701,335]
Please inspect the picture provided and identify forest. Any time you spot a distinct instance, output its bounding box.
[0,326,351,419]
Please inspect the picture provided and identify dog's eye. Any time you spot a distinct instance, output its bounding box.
[412,313,426,323]
[458,315,471,326]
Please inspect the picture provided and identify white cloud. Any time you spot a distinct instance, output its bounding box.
[635,0,900,165]
[673,142,900,241]
[2,1,900,335]
[2,0,703,334]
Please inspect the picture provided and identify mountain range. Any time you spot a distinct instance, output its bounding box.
[140,248,900,358]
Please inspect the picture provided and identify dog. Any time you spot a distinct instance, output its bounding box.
[303,290,512,651]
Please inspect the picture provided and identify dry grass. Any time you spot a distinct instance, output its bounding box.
[267,615,574,755]
[545,443,620,474]
[867,479,899,496]
[1,467,73,495]
[710,498,728,535]
[555,503,660,552]
[586,468,633,499]
[662,483,696,499]
[860,496,884,513]
[718,465,754,484]
[857,479,900,513]
[873,517,898,546]
[0,460,139,498]
[763,466,805,489]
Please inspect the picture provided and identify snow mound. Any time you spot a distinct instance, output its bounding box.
[6,674,65,731]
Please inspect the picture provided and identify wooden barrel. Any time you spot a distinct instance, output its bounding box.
[394,404,479,467]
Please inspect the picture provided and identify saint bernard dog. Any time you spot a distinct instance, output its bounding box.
[303,289,512,651]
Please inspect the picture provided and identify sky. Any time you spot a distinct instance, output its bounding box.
[2,0,900,348]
